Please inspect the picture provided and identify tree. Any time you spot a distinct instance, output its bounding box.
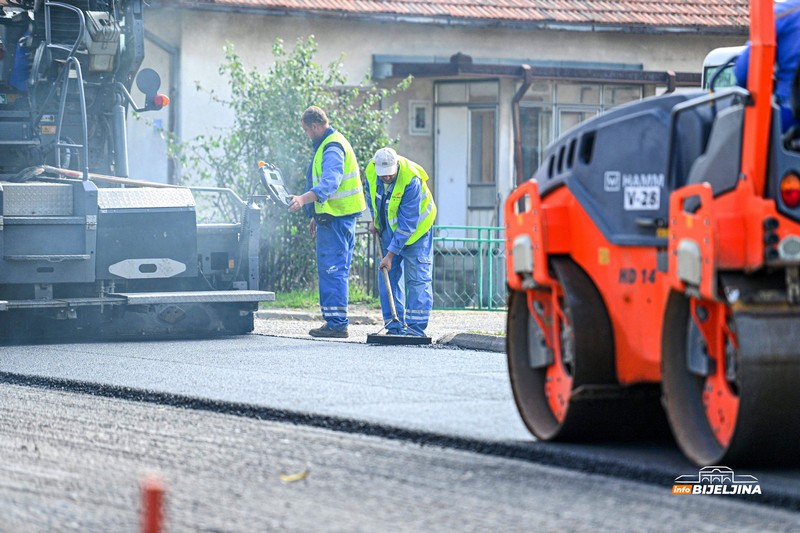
[173,36,411,292]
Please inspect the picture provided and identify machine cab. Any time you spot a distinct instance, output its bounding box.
[701,46,745,90]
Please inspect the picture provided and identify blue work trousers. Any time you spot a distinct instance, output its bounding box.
[379,231,433,336]
[316,216,356,330]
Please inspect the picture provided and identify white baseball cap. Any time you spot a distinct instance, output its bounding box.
[373,147,398,176]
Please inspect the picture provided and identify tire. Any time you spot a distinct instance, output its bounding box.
[662,292,800,466]
[507,257,661,442]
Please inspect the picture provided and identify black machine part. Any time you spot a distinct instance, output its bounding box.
[366,267,432,346]
[259,162,291,207]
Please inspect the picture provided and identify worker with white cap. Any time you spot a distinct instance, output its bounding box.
[364,147,437,336]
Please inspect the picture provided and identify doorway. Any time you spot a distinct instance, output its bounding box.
[434,80,499,228]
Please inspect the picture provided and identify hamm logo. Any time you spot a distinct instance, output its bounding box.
[604,171,621,192]
[672,466,761,495]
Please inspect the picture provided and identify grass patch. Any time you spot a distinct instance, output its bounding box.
[467,330,505,337]
[261,286,380,309]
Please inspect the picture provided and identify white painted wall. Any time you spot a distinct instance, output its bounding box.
[125,15,181,183]
[126,38,172,183]
[136,8,744,192]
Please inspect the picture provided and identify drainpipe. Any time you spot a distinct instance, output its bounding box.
[512,64,533,187]
[145,29,181,184]
[665,70,676,93]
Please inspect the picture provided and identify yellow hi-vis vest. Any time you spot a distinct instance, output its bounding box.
[365,156,437,246]
[312,131,366,216]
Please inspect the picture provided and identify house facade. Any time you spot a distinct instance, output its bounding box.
[133,1,749,228]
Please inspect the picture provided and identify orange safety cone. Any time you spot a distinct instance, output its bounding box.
[141,475,165,533]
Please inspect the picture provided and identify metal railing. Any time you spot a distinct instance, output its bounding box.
[351,223,507,310]
[432,225,506,310]
[351,220,380,298]
[290,222,507,311]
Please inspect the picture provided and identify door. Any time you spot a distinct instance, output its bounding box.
[435,106,469,227]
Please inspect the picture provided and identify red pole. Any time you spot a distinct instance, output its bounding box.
[141,475,165,533]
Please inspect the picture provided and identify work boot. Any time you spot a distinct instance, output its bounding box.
[308,324,349,338]
[406,326,426,337]
[386,325,407,336]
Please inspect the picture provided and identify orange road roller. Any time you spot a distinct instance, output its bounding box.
[505,1,800,466]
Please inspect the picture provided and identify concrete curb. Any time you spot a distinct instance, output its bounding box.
[256,310,379,325]
[437,333,506,353]
[255,309,506,352]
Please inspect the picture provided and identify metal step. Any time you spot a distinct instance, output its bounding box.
[4,254,91,261]
[0,291,274,312]
[108,290,275,305]
[0,295,127,311]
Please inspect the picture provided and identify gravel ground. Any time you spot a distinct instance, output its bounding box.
[254,306,507,347]
[3,384,799,533]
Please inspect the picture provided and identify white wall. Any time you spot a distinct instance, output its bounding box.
[126,36,172,183]
[138,8,745,187]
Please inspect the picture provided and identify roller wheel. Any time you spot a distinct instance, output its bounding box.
[662,293,800,466]
[507,257,622,441]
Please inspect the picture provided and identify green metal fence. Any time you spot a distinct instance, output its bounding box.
[351,220,380,298]
[432,225,506,310]
[351,223,507,311]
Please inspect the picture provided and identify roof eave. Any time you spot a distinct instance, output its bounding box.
[161,3,748,36]
[384,59,701,88]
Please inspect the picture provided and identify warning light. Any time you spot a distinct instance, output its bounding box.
[780,173,800,208]
[152,94,170,108]
[258,161,266,168]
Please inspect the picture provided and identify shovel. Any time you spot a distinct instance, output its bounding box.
[366,266,432,345]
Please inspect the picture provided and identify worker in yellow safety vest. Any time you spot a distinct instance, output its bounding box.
[365,147,437,336]
[288,106,366,338]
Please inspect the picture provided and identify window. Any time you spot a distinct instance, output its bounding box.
[603,85,642,107]
[519,81,643,172]
[409,100,432,136]
[557,83,601,105]
[469,81,499,103]
[469,109,496,209]
[522,80,554,103]
[519,107,552,181]
[436,83,468,104]
[434,80,500,218]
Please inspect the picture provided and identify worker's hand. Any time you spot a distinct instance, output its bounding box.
[287,191,317,213]
[287,194,304,213]
[309,218,317,238]
[379,252,394,272]
[368,221,377,235]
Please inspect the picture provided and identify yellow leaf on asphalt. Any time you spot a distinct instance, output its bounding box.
[280,469,309,483]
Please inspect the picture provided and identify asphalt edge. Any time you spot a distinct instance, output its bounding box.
[256,310,506,353]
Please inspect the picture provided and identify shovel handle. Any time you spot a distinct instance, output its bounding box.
[381,267,399,322]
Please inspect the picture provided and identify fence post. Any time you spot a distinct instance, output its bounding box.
[478,226,484,308]
[488,227,494,310]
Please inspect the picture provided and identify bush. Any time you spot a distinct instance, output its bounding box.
[173,36,410,293]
